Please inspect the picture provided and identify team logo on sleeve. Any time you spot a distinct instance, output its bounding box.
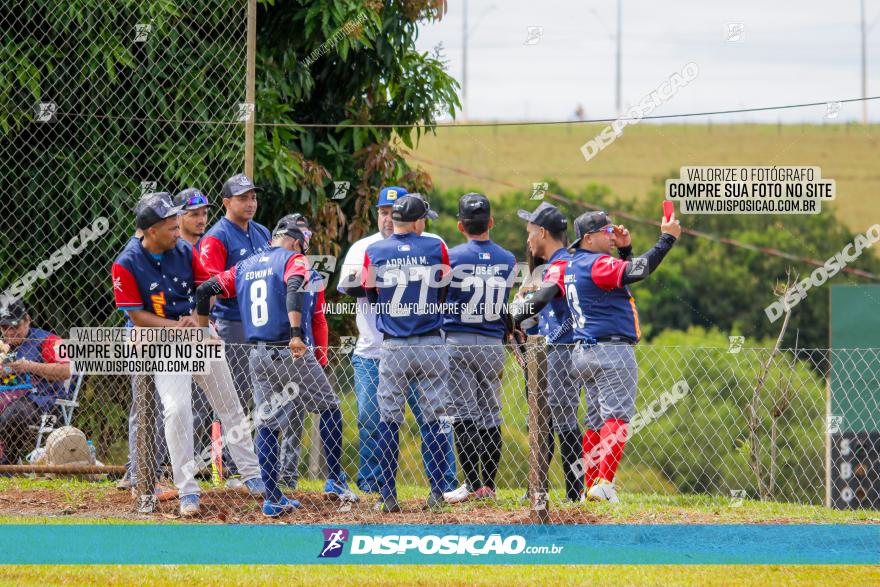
[319,528,349,558]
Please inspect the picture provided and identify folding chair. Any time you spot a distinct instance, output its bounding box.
[33,372,84,453]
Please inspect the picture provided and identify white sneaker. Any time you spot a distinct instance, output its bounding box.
[586,479,620,503]
[443,484,472,504]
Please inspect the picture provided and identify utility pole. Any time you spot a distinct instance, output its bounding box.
[462,0,468,121]
[615,0,622,115]
[245,0,256,175]
[862,0,868,124]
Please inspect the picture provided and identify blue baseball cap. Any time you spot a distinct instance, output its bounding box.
[376,186,408,207]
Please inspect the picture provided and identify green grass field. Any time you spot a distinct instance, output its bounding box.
[1,564,878,586]
[408,123,880,233]
[1,478,878,585]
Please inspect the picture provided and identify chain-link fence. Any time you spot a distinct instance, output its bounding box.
[1,0,248,332]
[1,338,877,523]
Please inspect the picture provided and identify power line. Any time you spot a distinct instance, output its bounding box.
[408,153,880,281]
[42,94,880,129]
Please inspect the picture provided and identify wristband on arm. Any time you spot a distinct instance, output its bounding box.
[195,277,223,316]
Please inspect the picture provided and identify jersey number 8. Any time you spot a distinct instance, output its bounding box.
[249,279,269,326]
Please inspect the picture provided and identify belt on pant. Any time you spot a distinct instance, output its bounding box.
[384,329,441,340]
[254,340,289,358]
[254,340,288,348]
[580,335,637,347]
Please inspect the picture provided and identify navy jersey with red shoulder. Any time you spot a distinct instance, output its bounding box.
[538,247,575,344]
[442,239,517,338]
[199,217,271,322]
[563,248,641,342]
[215,246,308,343]
[363,232,449,338]
[112,238,209,319]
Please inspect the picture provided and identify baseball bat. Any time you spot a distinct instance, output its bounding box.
[210,420,223,485]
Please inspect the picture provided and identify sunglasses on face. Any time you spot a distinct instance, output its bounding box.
[186,194,208,208]
[590,225,615,235]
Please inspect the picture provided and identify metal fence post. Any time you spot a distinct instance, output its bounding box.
[134,373,158,513]
[526,335,550,523]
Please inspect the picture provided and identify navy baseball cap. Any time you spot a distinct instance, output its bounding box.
[376,186,408,207]
[457,192,491,220]
[391,194,431,222]
[402,193,438,220]
[173,188,211,211]
[281,213,309,227]
[272,216,307,243]
[572,211,613,240]
[569,211,614,252]
[0,299,27,327]
[517,202,568,233]
[133,194,153,216]
[136,192,184,230]
[221,174,262,198]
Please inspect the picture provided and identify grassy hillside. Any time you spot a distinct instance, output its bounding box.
[408,123,880,233]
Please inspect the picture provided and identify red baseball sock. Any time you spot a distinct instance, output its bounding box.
[598,418,628,482]
[582,429,601,488]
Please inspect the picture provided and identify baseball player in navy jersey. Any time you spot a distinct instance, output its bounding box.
[275,213,329,489]
[562,210,680,503]
[512,202,584,502]
[196,215,357,517]
[172,188,218,472]
[111,192,263,516]
[199,174,271,407]
[173,188,211,248]
[337,187,457,495]
[362,195,452,512]
[441,193,517,504]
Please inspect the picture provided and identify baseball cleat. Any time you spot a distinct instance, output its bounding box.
[373,494,401,513]
[179,494,200,516]
[325,479,360,502]
[131,481,178,502]
[262,496,301,518]
[424,489,446,511]
[586,478,620,503]
[474,486,496,500]
[244,477,266,496]
[443,483,472,504]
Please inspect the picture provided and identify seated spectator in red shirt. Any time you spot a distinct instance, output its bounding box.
[0,300,71,464]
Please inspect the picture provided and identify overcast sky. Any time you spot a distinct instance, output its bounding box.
[414,0,880,123]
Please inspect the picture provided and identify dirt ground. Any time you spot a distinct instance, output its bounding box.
[0,485,851,525]
[0,485,608,524]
